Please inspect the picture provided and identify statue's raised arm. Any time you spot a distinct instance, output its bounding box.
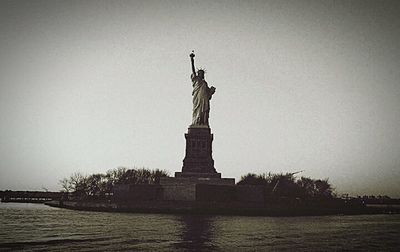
[190,51,196,77]
[189,52,215,126]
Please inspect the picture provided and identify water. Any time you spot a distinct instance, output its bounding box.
[0,202,399,251]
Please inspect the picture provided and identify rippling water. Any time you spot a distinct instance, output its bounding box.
[0,202,399,251]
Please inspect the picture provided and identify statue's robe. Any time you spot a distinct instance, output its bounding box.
[191,74,212,126]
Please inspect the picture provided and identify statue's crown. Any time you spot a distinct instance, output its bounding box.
[197,68,206,73]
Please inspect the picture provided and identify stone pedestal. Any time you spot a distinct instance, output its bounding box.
[178,125,220,178]
[163,125,235,201]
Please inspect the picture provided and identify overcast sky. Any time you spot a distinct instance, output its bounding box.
[0,0,399,197]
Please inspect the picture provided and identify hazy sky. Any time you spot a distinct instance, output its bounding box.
[1,0,399,197]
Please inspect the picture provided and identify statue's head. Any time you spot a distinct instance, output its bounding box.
[197,69,205,79]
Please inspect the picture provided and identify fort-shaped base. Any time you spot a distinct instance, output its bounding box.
[160,176,235,201]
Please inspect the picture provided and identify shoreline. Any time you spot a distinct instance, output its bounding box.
[44,200,400,217]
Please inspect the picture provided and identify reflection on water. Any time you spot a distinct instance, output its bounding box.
[175,215,216,251]
[0,202,400,251]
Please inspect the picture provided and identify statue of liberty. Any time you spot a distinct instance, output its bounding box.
[189,51,216,126]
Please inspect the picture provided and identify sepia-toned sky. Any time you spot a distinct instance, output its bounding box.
[0,0,399,197]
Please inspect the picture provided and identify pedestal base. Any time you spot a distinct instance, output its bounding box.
[175,172,221,178]
[161,177,235,186]
[182,126,217,175]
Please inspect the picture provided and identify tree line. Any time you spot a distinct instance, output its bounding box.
[59,167,169,199]
[237,172,335,200]
[60,168,334,200]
